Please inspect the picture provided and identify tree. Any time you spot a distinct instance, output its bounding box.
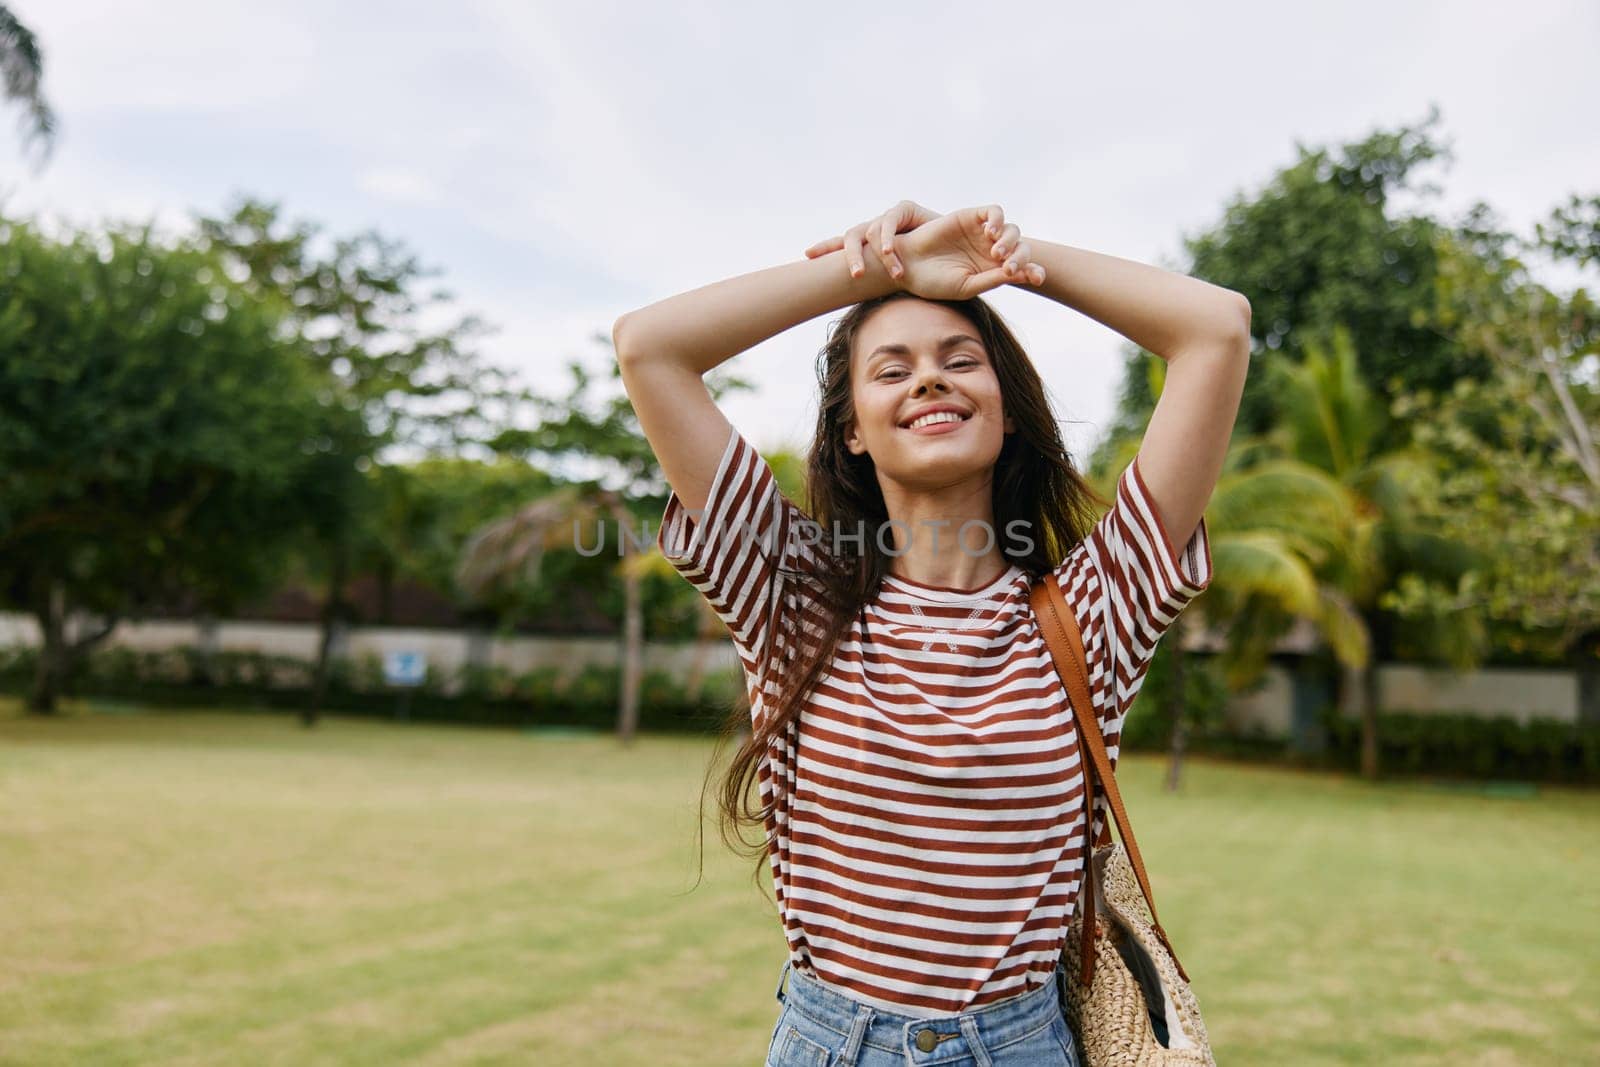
[1089,110,1565,779]
[463,344,757,741]
[1094,106,1490,475]
[1229,327,1485,779]
[0,212,359,711]
[456,484,652,742]
[1097,360,1361,789]
[1109,320,1489,783]
[361,456,558,625]
[193,197,519,456]
[1385,196,1600,663]
[192,196,527,724]
[0,4,56,167]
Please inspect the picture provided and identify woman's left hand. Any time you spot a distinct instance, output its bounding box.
[804,201,1047,299]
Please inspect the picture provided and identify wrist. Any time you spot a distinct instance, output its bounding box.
[825,247,903,301]
[1008,237,1072,299]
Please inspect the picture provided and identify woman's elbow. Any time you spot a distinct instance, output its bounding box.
[1228,292,1252,345]
[612,312,638,364]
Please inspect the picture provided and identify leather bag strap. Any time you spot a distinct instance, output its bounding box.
[1029,575,1190,985]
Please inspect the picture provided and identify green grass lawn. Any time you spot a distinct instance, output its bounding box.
[1,700,1596,1066]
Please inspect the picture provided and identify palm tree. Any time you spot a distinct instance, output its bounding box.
[456,485,651,743]
[1162,441,1370,786]
[1115,324,1485,785]
[1208,327,1485,780]
[456,438,811,745]
[0,5,57,165]
[1095,412,1363,791]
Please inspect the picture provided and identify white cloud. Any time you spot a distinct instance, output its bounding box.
[357,168,439,205]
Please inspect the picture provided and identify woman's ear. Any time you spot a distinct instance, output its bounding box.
[845,421,866,455]
[1003,410,1015,435]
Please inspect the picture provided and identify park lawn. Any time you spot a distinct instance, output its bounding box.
[0,701,1596,1066]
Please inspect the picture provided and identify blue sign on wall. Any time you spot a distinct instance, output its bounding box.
[382,650,428,688]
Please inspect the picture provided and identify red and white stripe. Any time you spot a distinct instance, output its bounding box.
[659,424,1211,1018]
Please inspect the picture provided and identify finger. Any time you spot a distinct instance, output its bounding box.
[1005,239,1033,277]
[881,204,916,278]
[889,199,937,233]
[1028,263,1047,285]
[895,200,936,231]
[875,216,903,279]
[804,235,846,258]
[863,219,890,278]
[979,203,1006,241]
[965,264,1014,297]
[992,223,1023,262]
[845,226,867,278]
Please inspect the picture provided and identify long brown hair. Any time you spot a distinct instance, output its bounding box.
[689,290,1108,898]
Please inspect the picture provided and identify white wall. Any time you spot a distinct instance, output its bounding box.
[1338,662,1579,725]
[0,611,741,693]
[1222,666,1297,737]
[0,612,1581,731]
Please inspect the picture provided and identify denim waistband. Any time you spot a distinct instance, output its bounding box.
[773,958,1067,1064]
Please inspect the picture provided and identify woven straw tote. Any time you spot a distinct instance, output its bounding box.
[1030,576,1217,1066]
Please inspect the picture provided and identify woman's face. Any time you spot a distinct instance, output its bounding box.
[844,298,1014,490]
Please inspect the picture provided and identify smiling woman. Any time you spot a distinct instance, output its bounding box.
[614,201,1245,1065]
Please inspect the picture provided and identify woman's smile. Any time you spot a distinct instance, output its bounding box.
[902,412,971,435]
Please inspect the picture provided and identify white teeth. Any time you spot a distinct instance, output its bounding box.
[907,411,966,430]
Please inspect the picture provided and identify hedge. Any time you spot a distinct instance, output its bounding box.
[0,644,748,734]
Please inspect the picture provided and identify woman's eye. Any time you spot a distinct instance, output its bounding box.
[878,358,978,381]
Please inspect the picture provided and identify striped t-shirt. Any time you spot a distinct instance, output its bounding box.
[657,422,1213,1018]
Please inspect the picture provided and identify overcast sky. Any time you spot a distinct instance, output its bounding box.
[2,1,1594,464]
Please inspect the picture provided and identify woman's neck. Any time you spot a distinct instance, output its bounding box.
[887,551,1013,593]
[879,478,1011,592]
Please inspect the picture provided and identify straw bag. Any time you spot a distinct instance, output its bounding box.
[1030,576,1216,1066]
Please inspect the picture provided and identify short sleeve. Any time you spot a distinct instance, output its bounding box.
[657,423,821,726]
[1053,451,1214,772]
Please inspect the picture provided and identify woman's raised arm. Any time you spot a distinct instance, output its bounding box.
[614,249,898,515]
[1016,237,1251,560]
[616,202,1049,513]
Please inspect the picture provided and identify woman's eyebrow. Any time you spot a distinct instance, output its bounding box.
[865,333,984,366]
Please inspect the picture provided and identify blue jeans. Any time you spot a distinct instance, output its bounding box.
[765,959,1080,1067]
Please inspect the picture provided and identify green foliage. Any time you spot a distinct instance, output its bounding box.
[1261,326,1387,483]
[1096,107,1479,474]
[186,197,537,654]
[368,456,563,624]
[1384,210,1600,655]
[0,643,744,733]
[1119,642,1232,751]
[0,4,57,164]
[1156,312,1484,699]
[1097,108,1595,670]
[1089,638,1599,784]
[0,212,367,620]
[1318,704,1600,784]
[492,348,753,498]
[192,197,523,457]
[453,340,758,639]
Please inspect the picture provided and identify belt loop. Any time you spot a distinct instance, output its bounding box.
[958,1016,993,1067]
[774,958,792,1005]
[837,1005,873,1066]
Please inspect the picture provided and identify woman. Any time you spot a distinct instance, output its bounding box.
[614,201,1248,1066]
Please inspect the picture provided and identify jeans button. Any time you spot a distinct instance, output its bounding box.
[915,1029,939,1052]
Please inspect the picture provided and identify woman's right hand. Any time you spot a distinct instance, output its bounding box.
[803,200,944,280]
[803,201,1047,300]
